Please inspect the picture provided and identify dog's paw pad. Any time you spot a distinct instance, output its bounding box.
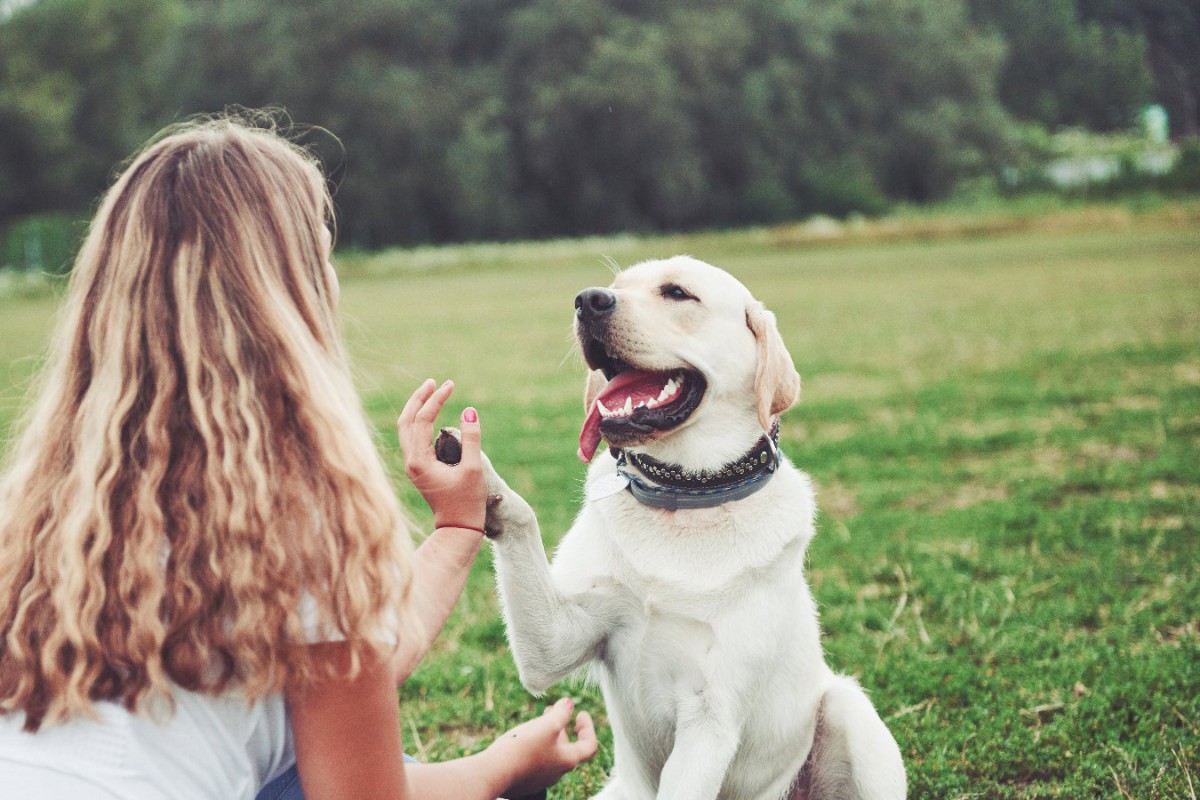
[484,494,505,538]
[434,427,462,465]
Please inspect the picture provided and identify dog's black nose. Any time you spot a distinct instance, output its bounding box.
[575,288,616,319]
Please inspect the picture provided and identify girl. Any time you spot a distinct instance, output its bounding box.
[0,114,596,798]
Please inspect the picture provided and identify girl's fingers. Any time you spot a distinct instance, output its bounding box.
[414,380,454,423]
[397,379,437,456]
[551,697,574,721]
[398,378,437,428]
[398,380,456,458]
[570,711,599,760]
[457,407,482,468]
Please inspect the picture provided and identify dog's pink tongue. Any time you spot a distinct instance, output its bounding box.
[578,413,603,462]
[577,370,670,462]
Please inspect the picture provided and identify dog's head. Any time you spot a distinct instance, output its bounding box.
[575,256,800,467]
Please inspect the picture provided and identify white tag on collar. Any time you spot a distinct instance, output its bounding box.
[585,471,631,503]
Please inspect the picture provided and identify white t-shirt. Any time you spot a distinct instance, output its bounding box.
[0,686,294,800]
[0,594,354,799]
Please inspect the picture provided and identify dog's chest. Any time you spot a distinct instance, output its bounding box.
[590,478,813,594]
[592,552,820,785]
[619,599,714,699]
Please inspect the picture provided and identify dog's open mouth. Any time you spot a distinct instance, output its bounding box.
[577,343,707,461]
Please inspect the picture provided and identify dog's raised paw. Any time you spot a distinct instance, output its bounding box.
[430,430,536,539]
[434,427,462,465]
[484,494,505,538]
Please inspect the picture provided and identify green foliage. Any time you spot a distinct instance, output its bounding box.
[997,125,1200,200]
[0,211,86,273]
[968,0,1154,132]
[1076,0,1200,138]
[1163,138,1200,192]
[1,0,1193,249]
[1,0,1021,248]
[3,206,1197,796]
[0,0,187,219]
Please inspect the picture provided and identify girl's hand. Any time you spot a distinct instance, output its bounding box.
[397,379,486,530]
[488,698,599,797]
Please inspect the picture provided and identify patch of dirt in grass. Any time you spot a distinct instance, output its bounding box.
[807,565,850,594]
[1139,514,1185,531]
[1149,481,1196,500]
[1111,481,1197,503]
[817,480,861,518]
[1077,441,1146,464]
[807,372,898,401]
[954,411,1086,440]
[954,445,1071,484]
[1111,394,1162,411]
[898,481,1009,513]
[1030,447,1068,479]
[814,421,861,442]
[1172,361,1200,385]
[869,407,915,428]
[1156,621,1198,645]
[913,538,980,568]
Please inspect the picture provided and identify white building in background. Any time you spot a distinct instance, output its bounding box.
[1038,106,1180,190]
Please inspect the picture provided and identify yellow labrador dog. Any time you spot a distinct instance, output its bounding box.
[480,256,906,799]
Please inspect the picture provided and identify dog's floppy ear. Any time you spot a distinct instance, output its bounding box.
[746,300,801,431]
[583,369,608,413]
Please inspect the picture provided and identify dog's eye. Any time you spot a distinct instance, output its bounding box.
[660,284,697,302]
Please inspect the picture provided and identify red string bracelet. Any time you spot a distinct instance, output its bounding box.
[439,524,488,536]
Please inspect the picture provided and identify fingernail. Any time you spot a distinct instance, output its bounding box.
[463,407,478,423]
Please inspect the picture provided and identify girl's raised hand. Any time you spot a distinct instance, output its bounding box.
[397,379,486,531]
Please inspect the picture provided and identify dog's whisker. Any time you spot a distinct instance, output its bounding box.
[558,341,584,370]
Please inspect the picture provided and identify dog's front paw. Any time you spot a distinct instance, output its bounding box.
[480,452,536,540]
[435,427,536,539]
[434,427,463,465]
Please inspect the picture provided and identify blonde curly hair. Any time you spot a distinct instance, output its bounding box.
[0,114,413,732]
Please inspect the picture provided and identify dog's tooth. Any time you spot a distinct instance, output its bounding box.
[598,401,612,418]
[623,397,633,416]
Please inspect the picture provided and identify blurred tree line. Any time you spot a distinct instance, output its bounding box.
[0,0,1195,248]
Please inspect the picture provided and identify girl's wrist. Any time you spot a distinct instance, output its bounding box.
[480,734,522,798]
[435,522,487,536]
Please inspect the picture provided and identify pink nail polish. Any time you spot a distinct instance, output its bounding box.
[463,407,478,423]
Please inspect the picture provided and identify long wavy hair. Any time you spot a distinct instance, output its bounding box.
[0,114,413,732]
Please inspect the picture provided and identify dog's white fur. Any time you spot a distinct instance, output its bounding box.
[482,256,906,799]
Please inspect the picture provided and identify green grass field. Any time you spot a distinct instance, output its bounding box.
[1,205,1197,798]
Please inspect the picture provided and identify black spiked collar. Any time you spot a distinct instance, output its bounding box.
[613,420,782,510]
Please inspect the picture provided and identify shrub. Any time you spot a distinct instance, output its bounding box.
[0,212,86,274]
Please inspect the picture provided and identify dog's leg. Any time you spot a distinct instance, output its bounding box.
[654,692,742,800]
[589,775,644,800]
[791,675,906,800]
[476,454,614,695]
